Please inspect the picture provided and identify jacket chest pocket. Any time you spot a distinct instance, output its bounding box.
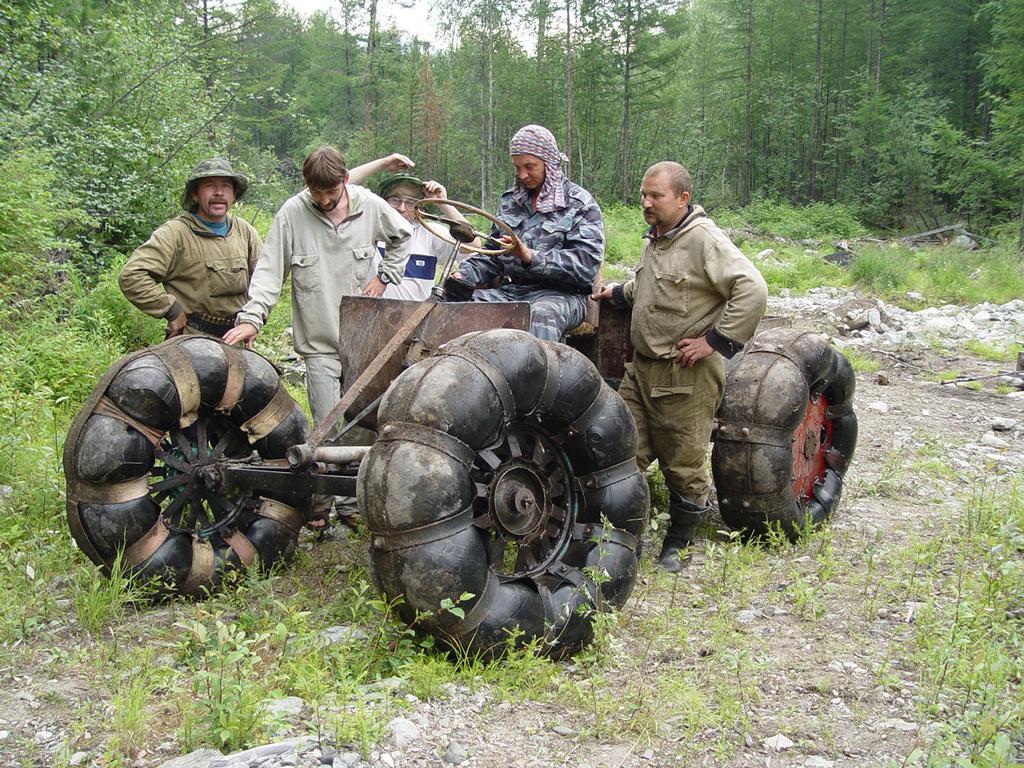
[648,269,689,316]
[206,259,248,298]
[538,214,572,248]
[351,246,374,290]
[291,252,321,293]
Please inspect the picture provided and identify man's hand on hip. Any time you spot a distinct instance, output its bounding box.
[165,311,187,339]
[362,276,386,297]
[592,283,619,301]
[673,335,714,367]
[223,322,258,347]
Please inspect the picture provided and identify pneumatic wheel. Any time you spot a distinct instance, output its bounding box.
[712,328,857,538]
[63,336,311,597]
[358,329,649,659]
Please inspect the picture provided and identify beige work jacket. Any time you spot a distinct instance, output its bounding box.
[622,205,768,359]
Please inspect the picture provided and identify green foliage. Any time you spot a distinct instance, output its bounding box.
[719,199,868,241]
[602,203,647,264]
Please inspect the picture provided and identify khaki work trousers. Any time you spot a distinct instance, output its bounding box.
[617,353,725,504]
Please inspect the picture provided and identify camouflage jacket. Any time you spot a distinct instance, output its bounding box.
[119,214,262,321]
[459,179,604,294]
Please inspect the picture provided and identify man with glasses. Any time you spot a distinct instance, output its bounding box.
[348,155,477,300]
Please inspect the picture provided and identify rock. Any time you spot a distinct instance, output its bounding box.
[552,724,576,736]
[991,417,1017,431]
[264,696,305,719]
[954,234,977,251]
[764,733,794,750]
[874,372,890,386]
[823,251,853,267]
[735,609,761,624]
[210,737,314,767]
[923,316,956,335]
[69,753,90,767]
[387,716,420,748]
[980,433,1009,449]
[804,758,835,768]
[744,733,754,748]
[868,401,889,414]
[444,741,468,765]
[379,752,396,768]
[906,291,925,302]
[879,718,918,732]
[867,308,883,330]
[755,248,775,260]
[333,752,361,768]
[971,310,993,323]
[846,311,870,331]
[158,749,225,768]
[1008,391,1024,400]
[319,625,370,645]
[32,730,54,744]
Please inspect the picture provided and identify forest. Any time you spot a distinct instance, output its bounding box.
[2,0,1024,292]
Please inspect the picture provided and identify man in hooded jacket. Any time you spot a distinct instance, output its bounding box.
[594,161,768,572]
[119,158,261,338]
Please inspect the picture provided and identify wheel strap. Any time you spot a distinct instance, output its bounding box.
[74,476,150,504]
[92,396,167,448]
[571,522,638,552]
[124,518,170,567]
[577,459,641,492]
[440,348,517,421]
[241,386,294,443]
[255,497,303,534]
[531,343,562,417]
[152,344,202,428]
[451,574,498,635]
[224,529,258,566]
[369,507,474,552]
[715,420,794,448]
[216,346,247,413]
[376,422,476,468]
[182,538,215,596]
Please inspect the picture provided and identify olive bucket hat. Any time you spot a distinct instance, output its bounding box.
[181,157,249,210]
[378,173,424,201]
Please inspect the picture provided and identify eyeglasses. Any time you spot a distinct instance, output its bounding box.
[387,196,421,209]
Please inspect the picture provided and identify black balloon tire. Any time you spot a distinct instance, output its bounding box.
[712,328,857,538]
[358,329,649,659]
[63,336,310,598]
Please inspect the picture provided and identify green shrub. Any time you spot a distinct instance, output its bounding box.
[717,198,868,241]
[602,203,647,264]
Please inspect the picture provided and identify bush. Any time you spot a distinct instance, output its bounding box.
[718,198,868,241]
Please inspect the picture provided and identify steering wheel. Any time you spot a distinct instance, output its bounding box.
[414,198,516,256]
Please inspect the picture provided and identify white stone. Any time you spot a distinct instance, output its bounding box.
[880,718,918,732]
[972,310,993,323]
[868,401,889,414]
[804,758,835,768]
[991,417,1018,431]
[906,291,925,302]
[333,751,361,768]
[756,248,775,260]
[764,734,794,750]
[387,716,420,748]
[980,433,1009,449]
[69,753,90,767]
[264,696,305,718]
[444,741,468,765]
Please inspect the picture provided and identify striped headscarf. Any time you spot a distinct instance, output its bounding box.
[509,124,568,213]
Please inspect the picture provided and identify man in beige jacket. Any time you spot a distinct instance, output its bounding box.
[594,161,768,572]
[119,158,261,338]
[225,146,411,427]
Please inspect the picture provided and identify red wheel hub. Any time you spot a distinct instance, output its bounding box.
[791,394,832,502]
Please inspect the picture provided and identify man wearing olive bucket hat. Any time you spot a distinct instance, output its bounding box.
[119,157,262,339]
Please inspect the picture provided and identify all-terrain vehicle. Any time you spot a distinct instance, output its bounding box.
[63,200,857,658]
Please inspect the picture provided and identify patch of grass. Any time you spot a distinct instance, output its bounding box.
[843,348,883,374]
[73,555,155,635]
[602,203,648,264]
[717,198,869,241]
[964,339,1022,364]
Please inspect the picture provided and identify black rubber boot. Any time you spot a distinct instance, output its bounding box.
[655,492,710,573]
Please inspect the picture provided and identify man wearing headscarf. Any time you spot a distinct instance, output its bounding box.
[451,124,605,340]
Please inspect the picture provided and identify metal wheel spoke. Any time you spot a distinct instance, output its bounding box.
[477,449,502,470]
[172,430,195,461]
[208,431,234,462]
[149,474,189,494]
[474,482,490,499]
[162,489,191,526]
[506,430,522,458]
[154,448,191,474]
[195,420,208,461]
